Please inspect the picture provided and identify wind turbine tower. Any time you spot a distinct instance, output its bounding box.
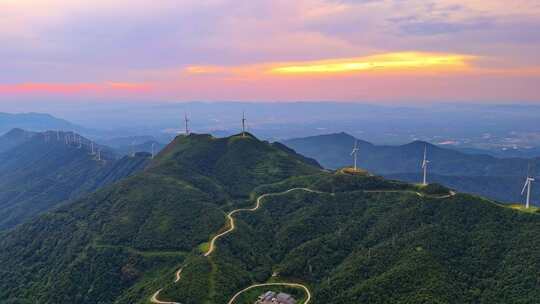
[350,140,359,171]
[521,166,535,209]
[242,111,247,137]
[184,113,190,135]
[151,143,156,159]
[421,145,430,185]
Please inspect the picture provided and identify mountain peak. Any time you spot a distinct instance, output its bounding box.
[150,132,321,196]
[3,128,33,139]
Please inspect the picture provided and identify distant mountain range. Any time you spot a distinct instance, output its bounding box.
[0,112,81,133]
[283,132,539,204]
[0,128,150,230]
[0,132,537,303]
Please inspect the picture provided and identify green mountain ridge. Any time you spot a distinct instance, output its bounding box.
[160,172,540,304]
[0,133,538,304]
[0,133,322,303]
[0,130,149,230]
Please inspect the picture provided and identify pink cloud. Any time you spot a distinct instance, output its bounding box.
[0,82,151,95]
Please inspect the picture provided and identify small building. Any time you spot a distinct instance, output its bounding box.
[256,291,296,304]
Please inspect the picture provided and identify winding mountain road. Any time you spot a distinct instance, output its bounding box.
[204,188,323,257]
[150,289,181,304]
[151,186,456,303]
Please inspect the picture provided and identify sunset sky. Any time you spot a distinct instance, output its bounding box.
[1,0,539,103]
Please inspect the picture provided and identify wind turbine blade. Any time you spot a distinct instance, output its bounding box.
[521,180,529,195]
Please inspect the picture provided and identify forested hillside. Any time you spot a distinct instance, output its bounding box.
[0,129,149,230]
[0,133,321,303]
[160,172,540,304]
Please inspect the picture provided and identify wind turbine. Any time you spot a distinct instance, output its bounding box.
[521,165,535,209]
[421,144,430,185]
[184,113,190,135]
[151,143,156,159]
[242,111,247,137]
[131,141,135,157]
[350,140,359,171]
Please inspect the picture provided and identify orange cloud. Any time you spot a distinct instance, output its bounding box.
[184,52,477,78]
[270,52,476,75]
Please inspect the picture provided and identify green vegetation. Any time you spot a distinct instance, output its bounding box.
[508,204,540,214]
[0,130,149,230]
[0,132,538,304]
[230,285,306,304]
[0,133,321,303]
[161,172,540,304]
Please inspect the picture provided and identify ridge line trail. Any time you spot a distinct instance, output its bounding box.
[151,186,455,303]
[364,189,456,199]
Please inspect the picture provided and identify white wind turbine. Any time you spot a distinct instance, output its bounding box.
[350,140,359,171]
[421,145,430,185]
[151,143,156,159]
[521,166,535,209]
[241,111,247,137]
[184,113,190,135]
